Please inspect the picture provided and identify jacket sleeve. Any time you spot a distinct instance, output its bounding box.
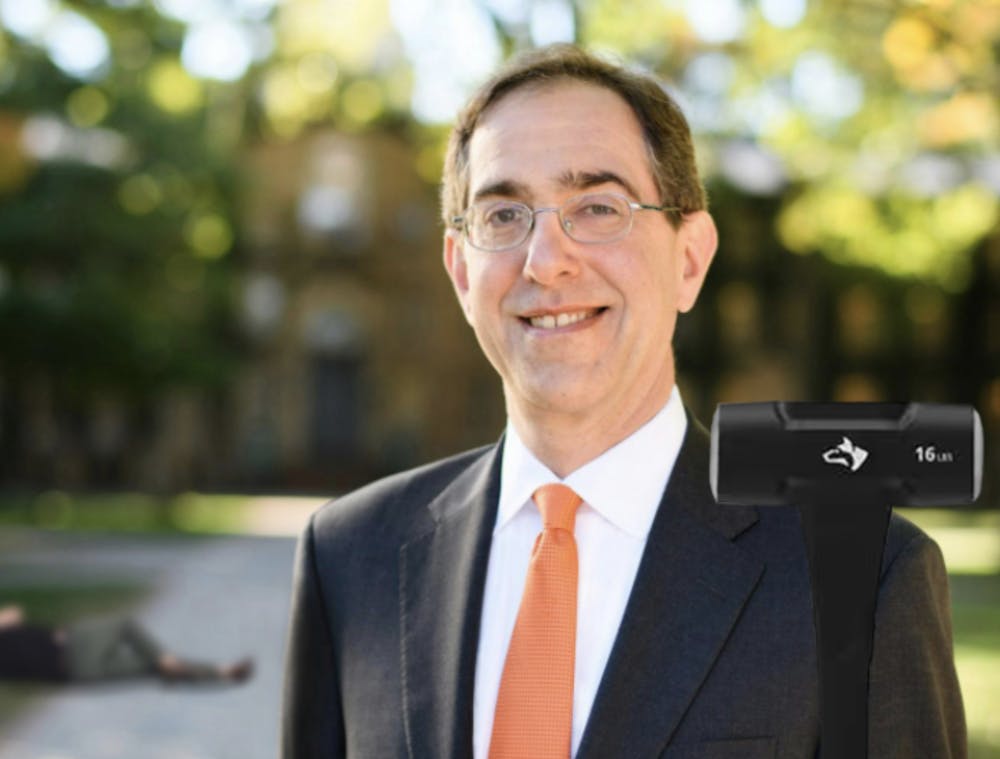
[281,515,345,759]
[868,531,966,758]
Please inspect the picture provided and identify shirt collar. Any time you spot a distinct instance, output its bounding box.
[497,386,688,538]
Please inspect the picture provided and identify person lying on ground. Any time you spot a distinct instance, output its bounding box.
[0,604,253,685]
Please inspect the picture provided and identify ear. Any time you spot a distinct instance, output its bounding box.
[674,210,718,314]
[443,229,473,324]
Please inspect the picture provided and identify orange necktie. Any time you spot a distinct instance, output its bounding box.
[489,483,583,759]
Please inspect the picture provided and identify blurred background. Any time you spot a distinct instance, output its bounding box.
[0,0,997,756]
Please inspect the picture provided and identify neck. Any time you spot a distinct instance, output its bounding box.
[506,381,676,479]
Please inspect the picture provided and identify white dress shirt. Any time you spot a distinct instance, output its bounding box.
[472,386,688,758]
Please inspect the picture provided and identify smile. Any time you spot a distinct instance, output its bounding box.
[525,308,605,330]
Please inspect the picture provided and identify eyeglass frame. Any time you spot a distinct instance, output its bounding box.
[450,191,683,252]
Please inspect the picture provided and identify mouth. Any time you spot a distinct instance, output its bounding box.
[521,307,607,330]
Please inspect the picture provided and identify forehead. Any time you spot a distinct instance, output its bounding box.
[467,80,656,201]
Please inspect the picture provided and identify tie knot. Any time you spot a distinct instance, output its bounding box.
[533,484,582,532]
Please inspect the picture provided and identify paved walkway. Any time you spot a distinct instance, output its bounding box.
[0,528,303,759]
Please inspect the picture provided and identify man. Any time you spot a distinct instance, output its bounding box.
[0,604,253,684]
[282,45,964,758]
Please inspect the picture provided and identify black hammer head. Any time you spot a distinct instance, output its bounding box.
[710,402,983,507]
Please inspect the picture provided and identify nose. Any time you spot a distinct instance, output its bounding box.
[521,208,581,285]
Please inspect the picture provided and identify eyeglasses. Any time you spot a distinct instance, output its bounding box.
[451,191,680,252]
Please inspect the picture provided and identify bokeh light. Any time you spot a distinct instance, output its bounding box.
[147,58,205,114]
[760,0,807,29]
[66,86,110,128]
[0,0,57,39]
[685,0,746,43]
[181,19,255,82]
[390,0,502,123]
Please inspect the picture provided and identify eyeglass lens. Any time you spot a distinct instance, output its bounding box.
[467,193,633,250]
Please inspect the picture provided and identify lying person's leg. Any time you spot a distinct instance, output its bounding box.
[64,617,252,684]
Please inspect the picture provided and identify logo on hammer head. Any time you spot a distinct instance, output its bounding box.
[823,436,869,472]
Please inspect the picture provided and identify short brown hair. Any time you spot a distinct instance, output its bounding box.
[440,44,706,229]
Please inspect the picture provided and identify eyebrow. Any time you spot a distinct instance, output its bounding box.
[471,179,533,204]
[470,169,645,206]
[556,169,643,201]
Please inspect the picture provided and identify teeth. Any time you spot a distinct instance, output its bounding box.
[531,314,557,329]
[529,310,593,329]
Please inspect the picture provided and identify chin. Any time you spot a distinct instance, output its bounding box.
[517,378,609,417]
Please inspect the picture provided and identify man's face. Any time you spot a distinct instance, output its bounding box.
[444,80,716,437]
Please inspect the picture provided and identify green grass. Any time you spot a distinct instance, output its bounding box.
[0,583,149,626]
[897,508,1000,530]
[951,574,1000,758]
[0,491,253,534]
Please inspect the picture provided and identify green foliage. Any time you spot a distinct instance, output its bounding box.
[0,3,243,409]
[573,0,1000,285]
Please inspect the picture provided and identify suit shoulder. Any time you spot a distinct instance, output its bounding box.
[882,510,946,577]
[885,511,935,551]
[309,443,495,536]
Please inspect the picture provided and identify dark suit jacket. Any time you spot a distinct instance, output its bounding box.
[282,419,965,758]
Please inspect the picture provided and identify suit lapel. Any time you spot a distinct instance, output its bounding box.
[577,421,763,759]
[399,443,501,759]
